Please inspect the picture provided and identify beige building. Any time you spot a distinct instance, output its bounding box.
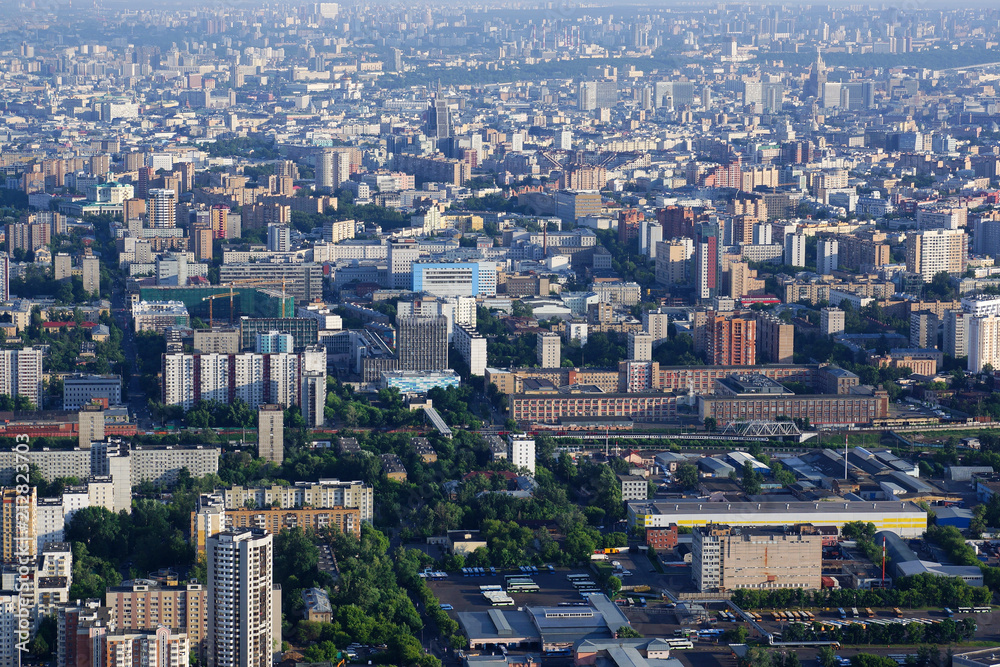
[655,239,693,286]
[1,486,36,563]
[193,329,240,354]
[257,405,283,465]
[728,261,763,299]
[754,313,794,364]
[106,582,207,660]
[536,331,561,368]
[906,229,968,282]
[820,307,845,336]
[79,404,105,449]
[693,525,822,593]
[221,480,373,523]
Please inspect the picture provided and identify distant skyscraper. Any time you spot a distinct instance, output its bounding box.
[315,149,349,191]
[397,315,448,371]
[206,529,275,667]
[426,82,451,139]
[804,49,827,99]
[0,252,8,302]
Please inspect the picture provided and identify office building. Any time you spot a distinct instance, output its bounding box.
[148,188,177,229]
[194,330,240,354]
[537,331,561,368]
[220,480,373,523]
[397,315,448,371]
[627,500,927,538]
[78,405,105,449]
[219,263,324,303]
[705,315,756,366]
[322,219,355,243]
[699,388,888,426]
[618,474,647,502]
[820,307,845,336]
[411,261,498,298]
[969,315,1000,372]
[784,233,806,267]
[266,225,290,253]
[64,374,122,410]
[387,240,420,289]
[910,312,939,349]
[906,229,968,282]
[206,529,277,667]
[257,405,283,465]
[511,390,677,424]
[628,332,653,361]
[944,310,969,360]
[426,85,452,139]
[693,525,823,593]
[453,324,488,376]
[507,435,535,475]
[817,238,839,275]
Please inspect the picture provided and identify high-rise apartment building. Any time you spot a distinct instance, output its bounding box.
[817,238,839,275]
[210,205,229,239]
[910,312,939,349]
[257,405,284,465]
[705,315,756,366]
[148,189,177,229]
[628,332,653,361]
[387,240,420,290]
[754,313,794,364]
[536,331,562,368]
[78,404,105,449]
[1,486,37,563]
[968,315,1000,372]
[820,307,845,336]
[784,233,806,267]
[906,229,968,282]
[7,220,51,254]
[453,324,488,376]
[315,149,350,191]
[642,308,672,347]
[191,221,215,261]
[82,254,100,296]
[0,253,8,302]
[0,347,44,408]
[695,222,721,301]
[255,332,293,354]
[396,315,448,371]
[266,225,290,252]
[944,310,969,360]
[206,529,276,667]
[105,582,207,661]
[220,480,373,523]
[507,435,535,475]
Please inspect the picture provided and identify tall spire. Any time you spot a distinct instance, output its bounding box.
[815,47,825,72]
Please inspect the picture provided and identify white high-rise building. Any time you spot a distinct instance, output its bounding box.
[906,229,967,282]
[315,149,349,191]
[820,307,845,336]
[453,324,488,376]
[266,225,290,252]
[0,347,44,408]
[817,239,839,275]
[0,252,10,302]
[784,233,806,267]
[536,332,561,368]
[944,310,969,360]
[628,332,653,361]
[968,315,1000,372]
[642,308,672,347]
[387,240,419,290]
[207,529,276,667]
[148,188,177,229]
[507,435,536,475]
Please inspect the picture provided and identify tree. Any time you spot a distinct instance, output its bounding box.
[676,463,699,490]
[818,646,838,667]
[723,625,749,644]
[850,655,899,667]
[704,417,718,432]
[607,575,622,598]
[617,626,642,638]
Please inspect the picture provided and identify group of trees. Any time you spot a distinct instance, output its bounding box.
[731,572,992,610]
[326,381,421,429]
[780,616,976,646]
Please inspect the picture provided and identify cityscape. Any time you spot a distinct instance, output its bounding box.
[5,3,1000,667]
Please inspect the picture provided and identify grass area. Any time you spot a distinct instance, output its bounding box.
[903,428,995,443]
[647,550,664,574]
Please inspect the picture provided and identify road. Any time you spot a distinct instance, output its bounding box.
[111,279,152,429]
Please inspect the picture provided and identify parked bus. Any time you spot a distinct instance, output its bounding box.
[838,608,847,619]
[865,608,875,618]
[851,608,859,618]
[894,608,904,618]
[944,608,954,618]
[507,582,540,593]
[480,585,503,592]
[664,640,693,649]
[567,574,591,581]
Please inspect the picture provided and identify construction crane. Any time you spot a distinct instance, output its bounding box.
[200,279,290,327]
[200,288,236,328]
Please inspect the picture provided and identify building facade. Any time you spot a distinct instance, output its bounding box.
[693,525,823,593]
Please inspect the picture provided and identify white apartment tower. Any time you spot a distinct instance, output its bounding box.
[969,315,1000,372]
[536,332,561,368]
[817,239,839,275]
[207,529,275,667]
[148,188,177,229]
[507,435,536,475]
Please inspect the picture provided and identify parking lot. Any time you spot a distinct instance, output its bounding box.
[427,567,609,611]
